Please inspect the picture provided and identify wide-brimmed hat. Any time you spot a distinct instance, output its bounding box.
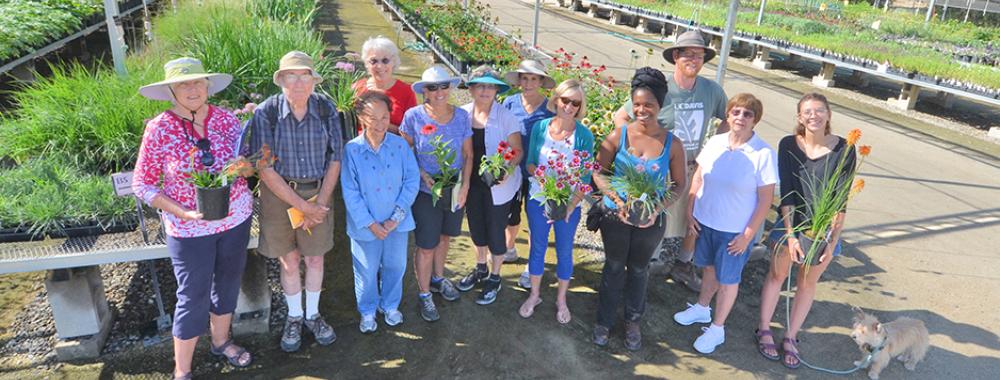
[464,67,511,94]
[138,57,232,101]
[503,59,556,89]
[411,65,462,94]
[662,30,717,65]
[272,51,324,86]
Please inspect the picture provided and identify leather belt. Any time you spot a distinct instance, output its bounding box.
[285,178,321,191]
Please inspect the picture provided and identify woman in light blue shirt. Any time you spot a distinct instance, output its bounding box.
[341,91,419,333]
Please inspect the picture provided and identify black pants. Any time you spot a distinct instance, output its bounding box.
[466,183,512,255]
[596,214,666,328]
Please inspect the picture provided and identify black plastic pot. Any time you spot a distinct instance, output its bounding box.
[196,184,231,221]
[480,171,503,186]
[434,185,455,211]
[798,233,828,266]
[0,226,38,243]
[47,219,139,239]
[626,202,653,226]
[340,109,358,141]
[544,199,568,221]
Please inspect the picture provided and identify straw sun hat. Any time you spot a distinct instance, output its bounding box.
[138,57,232,101]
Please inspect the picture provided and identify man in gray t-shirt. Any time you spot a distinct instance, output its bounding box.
[612,31,728,292]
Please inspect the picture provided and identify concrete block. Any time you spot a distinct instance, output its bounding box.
[847,70,870,88]
[232,252,271,336]
[812,62,837,88]
[887,83,920,110]
[53,325,111,361]
[932,91,955,109]
[588,4,599,18]
[45,267,111,339]
[988,127,1000,140]
[609,10,622,25]
[708,35,723,52]
[635,18,661,34]
[752,47,772,70]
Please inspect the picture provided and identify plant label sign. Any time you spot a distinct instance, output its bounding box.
[111,172,134,197]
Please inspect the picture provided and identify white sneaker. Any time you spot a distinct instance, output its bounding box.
[359,314,377,333]
[518,269,532,289]
[693,324,725,354]
[673,303,712,325]
[384,309,403,326]
[503,247,519,263]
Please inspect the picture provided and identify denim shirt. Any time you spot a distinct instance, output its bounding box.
[341,133,420,241]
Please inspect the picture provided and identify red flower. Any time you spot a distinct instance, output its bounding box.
[421,124,437,135]
[504,151,515,161]
[498,140,509,150]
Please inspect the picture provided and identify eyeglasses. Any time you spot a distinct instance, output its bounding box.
[424,82,451,92]
[559,97,582,107]
[283,73,315,84]
[729,109,755,119]
[678,51,706,60]
[367,57,391,66]
[195,138,215,167]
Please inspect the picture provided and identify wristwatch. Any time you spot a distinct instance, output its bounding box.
[390,206,406,223]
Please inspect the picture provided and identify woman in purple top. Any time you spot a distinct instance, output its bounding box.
[399,65,473,322]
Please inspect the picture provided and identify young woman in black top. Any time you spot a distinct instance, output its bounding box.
[755,93,856,369]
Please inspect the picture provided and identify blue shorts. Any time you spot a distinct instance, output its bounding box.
[693,222,757,285]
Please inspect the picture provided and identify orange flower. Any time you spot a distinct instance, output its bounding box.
[850,178,866,196]
[846,129,862,146]
[859,145,871,157]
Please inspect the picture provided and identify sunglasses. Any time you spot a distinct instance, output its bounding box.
[559,97,582,107]
[424,82,451,92]
[195,138,215,167]
[368,57,392,66]
[729,109,755,119]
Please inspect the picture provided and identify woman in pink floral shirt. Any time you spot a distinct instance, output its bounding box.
[133,58,253,380]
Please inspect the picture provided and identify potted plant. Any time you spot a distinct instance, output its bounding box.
[793,129,872,268]
[186,144,276,221]
[608,161,672,226]
[328,53,365,141]
[531,150,597,221]
[479,140,517,186]
[419,124,461,209]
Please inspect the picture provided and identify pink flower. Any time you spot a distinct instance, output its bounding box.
[650,163,660,172]
[556,182,564,189]
[538,165,546,172]
[335,61,356,72]
[635,164,646,173]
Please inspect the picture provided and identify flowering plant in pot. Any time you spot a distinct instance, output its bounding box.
[419,124,460,208]
[531,150,598,221]
[794,129,871,268]
[479,140,517,186]
[608,161,672,226]
[329,52,365,140]
[186,144,276,220]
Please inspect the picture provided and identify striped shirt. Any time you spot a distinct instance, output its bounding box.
[248,93,343,179]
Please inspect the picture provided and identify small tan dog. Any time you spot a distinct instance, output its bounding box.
[850,306,929,379]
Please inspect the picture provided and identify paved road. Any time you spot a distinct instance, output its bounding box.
[483,0,1000,377]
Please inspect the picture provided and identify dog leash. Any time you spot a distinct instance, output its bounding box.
[782,259,883,375]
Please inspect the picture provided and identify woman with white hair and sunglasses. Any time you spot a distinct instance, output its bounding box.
[353,35,418,134]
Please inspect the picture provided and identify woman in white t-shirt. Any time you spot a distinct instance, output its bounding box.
[672,93,778,355]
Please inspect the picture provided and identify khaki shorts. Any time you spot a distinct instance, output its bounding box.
[664,161,697,239]
[257,181,334,258]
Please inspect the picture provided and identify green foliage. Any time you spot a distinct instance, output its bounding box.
[248,0,317,24]
[395,0,522,67]
[0,0,84,61]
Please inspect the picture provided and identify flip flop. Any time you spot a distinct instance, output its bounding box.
[754,329,781,361]
[556,305,572,325]
[210,339,253,368]
[519,297,542,318]
[782,337,801,369]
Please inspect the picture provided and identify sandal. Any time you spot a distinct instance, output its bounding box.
[519,297,542,318]
[556,304,572,325]
[782,337,801,369]
[754,329,781,361]
[210,339,253,368]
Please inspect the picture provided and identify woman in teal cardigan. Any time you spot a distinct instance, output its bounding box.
[518,79,595,324]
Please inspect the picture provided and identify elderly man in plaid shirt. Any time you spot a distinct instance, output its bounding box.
[248,51,343,352]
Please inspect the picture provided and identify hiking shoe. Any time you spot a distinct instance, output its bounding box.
[592,325,610,347]
[694,325,725,354]
[475,278,501,305]
[674,303,712,326]
[624,320,642,351]
[670,261,702,292]
[430,278,460,301]
[359,315,377,334]
[503,247,519,263]
[418,295,440,322]
[280,316,303,352]
[518,269,532,289]
[303,313,336,346]
[384,309,404,326]
[457,268,488,292]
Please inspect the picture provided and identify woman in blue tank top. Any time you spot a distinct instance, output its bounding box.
[592,68,687,351]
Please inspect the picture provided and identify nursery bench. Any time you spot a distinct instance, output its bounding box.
[0,172,271,361]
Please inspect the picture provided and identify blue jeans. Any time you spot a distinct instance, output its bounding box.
[525,198,581,281]
[350,231,408,316]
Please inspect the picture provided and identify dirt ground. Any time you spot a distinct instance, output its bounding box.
[2,0,999,379]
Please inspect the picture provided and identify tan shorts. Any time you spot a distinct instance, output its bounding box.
[664,161,698,239]
[257,181,335,258]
